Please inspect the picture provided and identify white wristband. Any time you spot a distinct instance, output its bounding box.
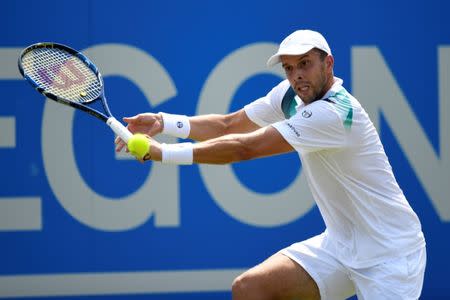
[160,112,191,138]
[161,142,194,165]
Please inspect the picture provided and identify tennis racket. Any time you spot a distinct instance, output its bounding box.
[18,42,132,143]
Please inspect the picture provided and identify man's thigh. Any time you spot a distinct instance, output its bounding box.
[351,246,427,300]
[233,252,321,300]
[281,234,356,299]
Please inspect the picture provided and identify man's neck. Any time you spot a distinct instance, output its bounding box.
[307,76,335,105]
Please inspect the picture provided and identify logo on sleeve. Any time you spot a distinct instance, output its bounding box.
[286,122,300,137]
[176,121,184,128]
[302,110,312,118]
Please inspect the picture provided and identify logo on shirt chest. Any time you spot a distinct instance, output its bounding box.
[302,110,312,118]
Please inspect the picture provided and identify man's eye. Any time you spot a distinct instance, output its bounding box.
[300,60,310,67]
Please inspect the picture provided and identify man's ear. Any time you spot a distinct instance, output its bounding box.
[326,55,334,72]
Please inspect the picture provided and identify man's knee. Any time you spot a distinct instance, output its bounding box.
[232,272,269,300]
[232,253,321,300]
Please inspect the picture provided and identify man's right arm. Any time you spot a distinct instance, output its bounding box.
[188,109,260,141]
[115,79,288,151]
[189,80,291,140]
[115,109,260,152]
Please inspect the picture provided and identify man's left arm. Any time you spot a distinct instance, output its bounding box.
[148,125,294,164]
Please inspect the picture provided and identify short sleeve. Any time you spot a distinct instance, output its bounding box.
[244,80,290,127]
[272,101,347,153]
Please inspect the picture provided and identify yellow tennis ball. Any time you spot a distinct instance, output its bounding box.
[127,134,150,160]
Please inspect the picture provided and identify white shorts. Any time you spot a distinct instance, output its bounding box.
[280,233,426,300]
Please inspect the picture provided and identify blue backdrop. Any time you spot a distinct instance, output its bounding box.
[1,0,449,299]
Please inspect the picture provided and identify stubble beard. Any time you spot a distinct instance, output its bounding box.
[301,72,328,104]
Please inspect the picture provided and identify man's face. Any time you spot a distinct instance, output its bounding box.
[281,49,333,104]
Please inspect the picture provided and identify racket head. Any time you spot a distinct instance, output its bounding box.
[18,42,104,105]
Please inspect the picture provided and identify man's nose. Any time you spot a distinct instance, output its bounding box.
[293,69,303,81]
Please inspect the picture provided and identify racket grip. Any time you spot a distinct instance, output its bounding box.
[107,117,132,143]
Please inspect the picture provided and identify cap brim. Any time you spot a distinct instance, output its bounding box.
[266,45,315,67]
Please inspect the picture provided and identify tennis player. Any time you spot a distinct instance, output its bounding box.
[116,30,426,299]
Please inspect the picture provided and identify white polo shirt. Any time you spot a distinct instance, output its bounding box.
[244,77,425,268]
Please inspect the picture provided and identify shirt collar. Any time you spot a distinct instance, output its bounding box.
[321,76,344,100]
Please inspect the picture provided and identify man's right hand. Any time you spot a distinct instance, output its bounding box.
[115,113,164,153]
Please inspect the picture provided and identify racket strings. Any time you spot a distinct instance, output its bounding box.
[21,47,101,103]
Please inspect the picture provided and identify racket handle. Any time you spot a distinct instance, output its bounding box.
[107,117,132,143]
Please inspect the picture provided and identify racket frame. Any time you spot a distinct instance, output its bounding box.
[18,42,132,142]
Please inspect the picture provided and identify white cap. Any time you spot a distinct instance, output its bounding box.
[267,30,331,67]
